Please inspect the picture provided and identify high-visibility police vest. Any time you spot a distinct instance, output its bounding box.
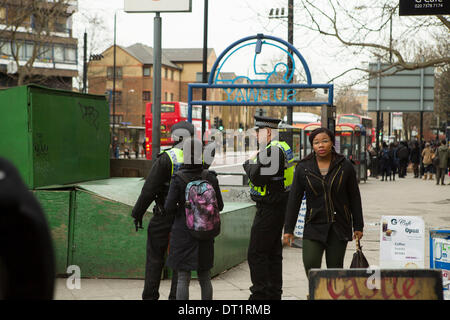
[248,140,295,197]
[164,148,184,175]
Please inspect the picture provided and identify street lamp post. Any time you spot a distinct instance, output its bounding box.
[201,0,208,145]
[112,12,117,142]
[269,0,294,125]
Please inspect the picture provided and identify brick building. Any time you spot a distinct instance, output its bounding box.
[0,0,78,90]
[87,43,220,152]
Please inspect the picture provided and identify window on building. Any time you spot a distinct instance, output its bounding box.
[39,45,52,60]
[164,68,168,78]
[65,46,76,63]
[170,93,174,101]
[12,42,25,59]
[0,40,11,56]
[0,8,6,23]
[107,67,123,80]
[110,91,122,105]
[142,115,146,125]
[142,91,151,101]
[171,70,174,80]
[164,92,168,101]
[110,114,123,124]
[143,66,151,77]
[53,44,64,62]
[24,42,34,59]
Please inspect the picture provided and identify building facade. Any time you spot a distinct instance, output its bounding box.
[0,0,78,90]
[87,43,221,152]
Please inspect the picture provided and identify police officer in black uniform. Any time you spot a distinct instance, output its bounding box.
[243,115,294,300]
[132,121,194,300]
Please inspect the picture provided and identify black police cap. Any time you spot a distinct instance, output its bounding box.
[254,115,281,129]
[171,121,195,135]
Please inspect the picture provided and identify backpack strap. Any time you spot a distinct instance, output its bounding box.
[201,169,209,181]
[174,171,191,185]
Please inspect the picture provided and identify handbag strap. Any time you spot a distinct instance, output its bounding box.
[356,238,361,251]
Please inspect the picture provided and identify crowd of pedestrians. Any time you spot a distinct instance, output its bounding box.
[368,139,449,185]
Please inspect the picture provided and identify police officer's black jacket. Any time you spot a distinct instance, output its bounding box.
[284,151,364,245]
[132,151,174,222]
[243,142,288,207]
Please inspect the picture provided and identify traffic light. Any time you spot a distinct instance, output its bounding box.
[214,117,219,128]
[218,119,224,131]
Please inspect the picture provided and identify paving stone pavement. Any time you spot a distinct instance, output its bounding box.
[54,175,450,300]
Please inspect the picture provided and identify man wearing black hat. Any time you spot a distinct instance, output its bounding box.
[132,121,194,300]
[243,115,295,300]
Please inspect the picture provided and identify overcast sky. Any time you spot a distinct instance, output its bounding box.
[73,0,371,88]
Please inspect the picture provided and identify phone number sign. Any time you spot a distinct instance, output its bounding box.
[399,0,450,16]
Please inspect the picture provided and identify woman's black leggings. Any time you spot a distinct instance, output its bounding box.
[176,269,212,300]
[302,228,348,278]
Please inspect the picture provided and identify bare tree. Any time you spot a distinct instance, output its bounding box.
[0,0,74,86]
[335,86,363,115]
[293,0,449,83]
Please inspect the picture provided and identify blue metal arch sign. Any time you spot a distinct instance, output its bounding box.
[188,34,334,122]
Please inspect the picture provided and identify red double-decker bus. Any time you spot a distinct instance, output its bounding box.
[337,114,375,144]
[145,102,210,159]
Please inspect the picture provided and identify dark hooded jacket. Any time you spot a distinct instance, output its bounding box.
[164,164,224,271]
[284,151,364,244]
[0,158,55,299]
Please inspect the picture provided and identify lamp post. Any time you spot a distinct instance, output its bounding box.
[269,0,294,125]
[201,0,208,145]
[113,11,117,142]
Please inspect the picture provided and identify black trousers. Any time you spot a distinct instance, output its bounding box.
[142,213,178,300]
[399,159,408,177]
[247,203,286,300]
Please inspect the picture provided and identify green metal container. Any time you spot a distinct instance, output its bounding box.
[0,85,110,189]
[33,178,256,279]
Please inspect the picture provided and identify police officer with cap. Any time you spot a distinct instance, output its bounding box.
[132,121,194,300]
[243,115,295,300]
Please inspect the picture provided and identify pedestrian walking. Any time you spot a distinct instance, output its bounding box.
[124,145,131,159]
[131,121,195,300]
[143,140,147,158]
[164,138,224,300]
[397,141,409,178]
[435,139,449,185]
[390,143,398,181]
[242,115,294,300]
[368,144,378,178]
[379,142,392,181]
[410,141,421,178]
[422,142,434,180]
[283,127,364,279]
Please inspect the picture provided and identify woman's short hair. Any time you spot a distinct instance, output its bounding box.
[308,127,335,146]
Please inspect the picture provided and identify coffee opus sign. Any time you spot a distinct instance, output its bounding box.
[380,216,425,268]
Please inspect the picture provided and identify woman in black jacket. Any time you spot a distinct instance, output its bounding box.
[283,128,364,277]
[164,138,224,300]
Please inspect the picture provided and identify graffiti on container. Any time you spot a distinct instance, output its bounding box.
[79,103,99,130]
[34,133,49,158]
[313,276,440,300]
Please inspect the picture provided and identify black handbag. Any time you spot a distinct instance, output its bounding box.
[350,238,369,268]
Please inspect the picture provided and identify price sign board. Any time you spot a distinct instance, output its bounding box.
[380,216,425,268]
[430,230,450,300]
